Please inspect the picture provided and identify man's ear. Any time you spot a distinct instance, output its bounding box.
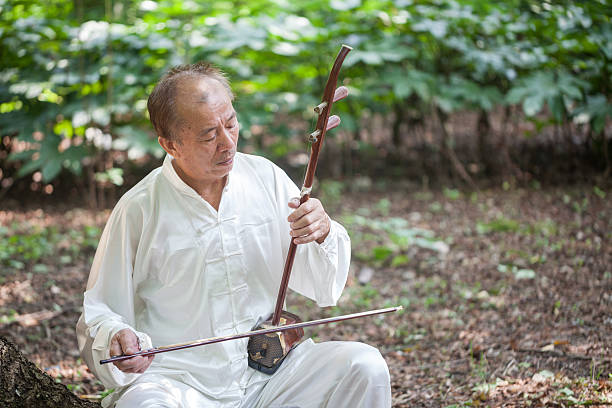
[158,136,180,158]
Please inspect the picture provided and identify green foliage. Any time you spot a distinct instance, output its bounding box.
[342,214,448,266]
[99,388,115,399]
[443,188,461,200]
[593,186,606,199]
[476,217,520,234]
[95,167,124,186]
[506,71,589,120]
[374,198,391,216]
[0,0,610,186]
[347,283,380,309]
[318,179,345,209]
[0,223,100,273]
[0,225,57,269]
[497,264,536,280]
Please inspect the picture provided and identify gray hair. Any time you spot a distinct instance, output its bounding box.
[147,62,234,142]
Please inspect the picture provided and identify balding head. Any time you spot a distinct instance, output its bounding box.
[147,62,233,143]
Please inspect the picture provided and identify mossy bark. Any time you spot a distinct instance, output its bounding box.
[0,336,100,408]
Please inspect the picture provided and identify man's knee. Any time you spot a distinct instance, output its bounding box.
[115,381,182,408]
[332,342,390,385]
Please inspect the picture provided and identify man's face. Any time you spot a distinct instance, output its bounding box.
[162,76,239,187]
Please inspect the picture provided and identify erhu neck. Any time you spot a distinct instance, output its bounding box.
[271,45,352,326]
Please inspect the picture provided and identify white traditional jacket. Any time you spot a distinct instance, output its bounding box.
[76,152,351,404]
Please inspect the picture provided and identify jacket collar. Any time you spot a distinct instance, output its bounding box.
[161,154,233,199]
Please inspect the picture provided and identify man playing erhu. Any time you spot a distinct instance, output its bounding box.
[77,62,391,407]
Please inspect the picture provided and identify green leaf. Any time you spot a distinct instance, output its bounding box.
[476,218,520,234]
[41,158,62,182]
[9,260,25,269]
[535,369,554,379]
[514,269,536,280]
[16,159,43,178]
[549,96,565,122]
[393,81,412,99]
[330,0,361,11]
[372,246,394,261]
[391,255,410,267]
[443,188,461,200]
[573,95,611,134]
[351,50,383,65]
[506,87,529,105]
[33,264,49,273]
[523,94,543,116]
[593,186,606,198]
[7,150,35,162]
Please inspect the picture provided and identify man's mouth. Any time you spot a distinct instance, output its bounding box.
[217,155,234,165]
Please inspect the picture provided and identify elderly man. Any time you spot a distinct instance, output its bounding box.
[76,62,391,407]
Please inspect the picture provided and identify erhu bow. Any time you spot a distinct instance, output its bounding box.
[100,45,401,370]
[100,307,401,365]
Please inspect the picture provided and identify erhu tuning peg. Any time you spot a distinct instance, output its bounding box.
[314,86,350,114]
[326,115,341,131]
[308,129,321,143]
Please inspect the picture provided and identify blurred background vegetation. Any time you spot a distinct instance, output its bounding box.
[0,0,610,207]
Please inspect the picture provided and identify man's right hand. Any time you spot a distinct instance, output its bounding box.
[109,328,154,374]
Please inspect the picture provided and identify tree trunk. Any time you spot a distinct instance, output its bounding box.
[476,109,492,174]
[433,107,477,190]
[392,103,404,150]
[0,336,99,408]
[496,105,522,178]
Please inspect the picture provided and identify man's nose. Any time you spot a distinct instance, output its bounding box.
[217,126,236,151]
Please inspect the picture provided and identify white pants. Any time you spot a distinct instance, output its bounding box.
[114,340,391,408]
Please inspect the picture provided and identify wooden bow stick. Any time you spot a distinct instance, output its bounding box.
[100,306,402,364]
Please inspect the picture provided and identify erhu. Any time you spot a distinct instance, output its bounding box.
[247,44,351,374]
[101,45,402,370]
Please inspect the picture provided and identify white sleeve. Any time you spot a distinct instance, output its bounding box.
[272,164,351,307]
[75,202,153,389]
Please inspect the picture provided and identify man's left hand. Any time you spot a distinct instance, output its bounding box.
[288,197,331,245]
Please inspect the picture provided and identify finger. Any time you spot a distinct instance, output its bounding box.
[287,197,301,209]
[293,225,326,245]
[293,216,331,244]
[287,203,311,222]
[127,357,149,373]
[290,203,326,230]
[114,355,147,373]
[134,355,155,373]
[289,209,327,234]
[291,220,323,241]
[287,199,318,222]
[289,211,321,231]
[113,355,138,370]
[110,329,146,373]
[109,336,123,358]
[119,331,141,355]
[136,356,155,374]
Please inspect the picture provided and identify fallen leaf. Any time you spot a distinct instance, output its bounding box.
[541,343,555,352]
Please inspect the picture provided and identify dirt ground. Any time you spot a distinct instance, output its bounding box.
[0,182,610,407]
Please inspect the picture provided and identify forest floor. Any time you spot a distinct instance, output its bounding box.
[0,182,610,407]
